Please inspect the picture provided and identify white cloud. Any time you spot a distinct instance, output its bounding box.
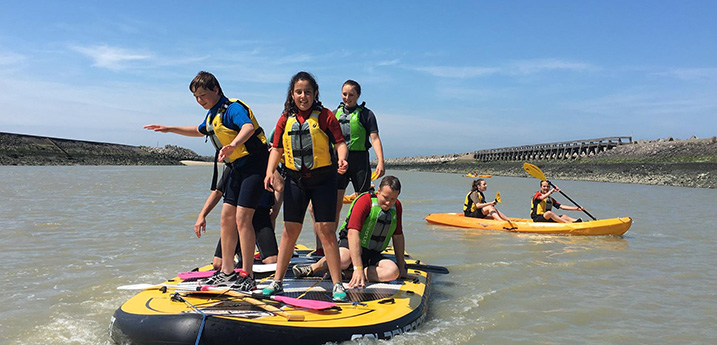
[409,58,595,79]
[0,51,25,66]
[377,59,400,67]
[411,65,500,78]
[508,58,596,75]
[70,44,152,70]
[654,67,717,81]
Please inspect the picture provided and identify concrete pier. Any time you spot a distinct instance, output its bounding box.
[472,137,632,162]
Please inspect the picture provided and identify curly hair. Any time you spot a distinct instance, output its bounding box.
[283,71,323,115]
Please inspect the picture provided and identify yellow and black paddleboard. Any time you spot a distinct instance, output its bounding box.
[110,245,436,345]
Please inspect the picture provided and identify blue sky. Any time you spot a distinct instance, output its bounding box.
[1,1,716,158]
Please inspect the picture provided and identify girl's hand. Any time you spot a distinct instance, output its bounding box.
[337,159,349,174]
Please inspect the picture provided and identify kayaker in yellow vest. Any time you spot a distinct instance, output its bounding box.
[292,176,418,288]
[263,71,350,300]
[531,181,584,223]
[463,179,512,221]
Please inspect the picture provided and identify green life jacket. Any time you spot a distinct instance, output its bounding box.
[340,192,397,252]
[335,102,369,151]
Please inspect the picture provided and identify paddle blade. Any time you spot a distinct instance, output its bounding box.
[271,295,337,310]
[496,191,502,203]
[371,171,378,180]
[523,162,547,181]
[406,263,449,274]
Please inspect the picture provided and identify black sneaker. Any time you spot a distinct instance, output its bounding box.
[575,218,583,223]
[292,264,313,278]
[231,271,256,291]
[202,270,237,286]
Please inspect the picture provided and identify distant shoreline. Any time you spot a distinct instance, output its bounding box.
[384,136,717,189]
[2,132,715,188]
[0,132,211,166]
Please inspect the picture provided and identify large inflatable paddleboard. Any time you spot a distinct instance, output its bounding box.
[110,245,437,345]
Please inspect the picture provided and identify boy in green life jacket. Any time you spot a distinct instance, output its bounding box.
[292,176,417,288]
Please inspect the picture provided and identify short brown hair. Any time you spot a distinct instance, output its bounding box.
[189,71,223,96]
[379,175,401,193]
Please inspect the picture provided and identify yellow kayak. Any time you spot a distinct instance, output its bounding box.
[425,213,631,236]
[464,173,491,178]
[110,245,435,345]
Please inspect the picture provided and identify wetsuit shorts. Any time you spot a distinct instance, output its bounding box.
[283,166,338,223]
[337,150,372,192]
[464,209,487,218]
[222,151,268,208]
[338,230,388,268]
[213,206,279,260]
[531,215,555,223]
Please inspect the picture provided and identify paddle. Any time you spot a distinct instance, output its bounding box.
[117,283,335,311]
[406,263,449,274]
[494,192,517,230]
[522,162,597,220]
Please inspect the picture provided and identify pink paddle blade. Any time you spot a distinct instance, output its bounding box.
[270,295,337,310]
[177,269,221,280]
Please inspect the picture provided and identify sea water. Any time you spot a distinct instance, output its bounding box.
[0,166,715,344]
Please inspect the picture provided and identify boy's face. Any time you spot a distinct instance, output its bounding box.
[193,86,221,110]
[376,185,400,211]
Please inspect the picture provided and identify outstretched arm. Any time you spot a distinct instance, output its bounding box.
[144,124,203,137]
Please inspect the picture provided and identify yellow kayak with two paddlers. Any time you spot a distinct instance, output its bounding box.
[425,213,632,236]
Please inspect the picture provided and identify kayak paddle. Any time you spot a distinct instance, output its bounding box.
[406,263,449,274]
[117,283,336,310]
[522,162,597,220]
[495,191,517,230]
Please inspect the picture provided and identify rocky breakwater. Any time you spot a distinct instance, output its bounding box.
[0,132,208,165]
[384,136,717,189]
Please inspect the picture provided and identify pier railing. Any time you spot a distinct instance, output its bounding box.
[472,136,632,161]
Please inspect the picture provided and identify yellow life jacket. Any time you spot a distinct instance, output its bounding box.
[282,110,332,171]
[463,191,484,213]
[205,98,267,163]
[530,193,554,218]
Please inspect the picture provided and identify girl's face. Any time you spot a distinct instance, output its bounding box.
[292,79,315,111]
[478,181,488,192]
[341,84,359,108]
[540,182,550,192]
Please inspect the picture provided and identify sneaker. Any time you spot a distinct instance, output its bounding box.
[231,271,256,292]
[292,264,313,278]
[574,218,583,223]
[262,280,284,296]
[332,283,347,301]
[202,270,237,286]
